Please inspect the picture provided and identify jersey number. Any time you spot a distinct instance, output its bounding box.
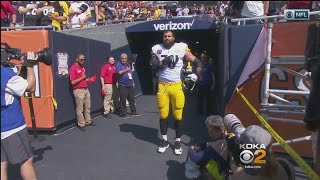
[161,55,179,69]
[42,8,55,16]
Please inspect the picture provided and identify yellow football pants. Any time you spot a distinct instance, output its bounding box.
[157,81,185,120]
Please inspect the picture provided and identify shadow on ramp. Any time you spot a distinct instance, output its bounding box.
[33,145,53,163]
[119,123,160,146]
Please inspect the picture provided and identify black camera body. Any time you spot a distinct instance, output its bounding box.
[1,43,22,65]
[1,42,52,66]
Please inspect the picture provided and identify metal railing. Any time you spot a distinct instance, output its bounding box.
[230,11,320,25]
[64,17,147,26]
[1,25,53,31]
[272,136,311,146]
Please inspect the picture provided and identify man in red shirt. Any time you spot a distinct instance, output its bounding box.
[100,56,119,118]
[1,1,17,27]
[69,53,96,130]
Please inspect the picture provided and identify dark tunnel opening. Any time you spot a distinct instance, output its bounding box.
[126,29,221,114]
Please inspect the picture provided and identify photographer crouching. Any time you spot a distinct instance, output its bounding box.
[185,115,231,180]
[0,42,51,180]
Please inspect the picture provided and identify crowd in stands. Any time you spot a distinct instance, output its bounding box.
[3,1,225,30]
[1,1,320,30]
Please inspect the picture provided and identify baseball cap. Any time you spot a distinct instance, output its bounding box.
[240,125,272,147]
[205,115,224,129]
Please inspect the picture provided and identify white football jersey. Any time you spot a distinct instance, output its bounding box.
[151,42,188,82]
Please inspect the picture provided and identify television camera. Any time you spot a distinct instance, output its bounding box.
[1,42,52,67]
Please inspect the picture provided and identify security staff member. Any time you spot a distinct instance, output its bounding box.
[69,53,96,130]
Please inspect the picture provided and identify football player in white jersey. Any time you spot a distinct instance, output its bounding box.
[150,30,202,155]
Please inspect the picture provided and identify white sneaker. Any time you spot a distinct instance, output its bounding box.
[158,139,169,153]
[174,141,183,155]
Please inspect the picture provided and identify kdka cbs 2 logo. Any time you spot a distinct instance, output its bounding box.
[239,143,267,169]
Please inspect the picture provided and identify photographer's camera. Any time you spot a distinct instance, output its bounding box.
[1,42,52,66]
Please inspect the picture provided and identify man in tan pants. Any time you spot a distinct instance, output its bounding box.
[69,53,96,130]
[100,56,118,118]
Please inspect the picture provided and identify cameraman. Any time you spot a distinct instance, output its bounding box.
[1,52,38,180]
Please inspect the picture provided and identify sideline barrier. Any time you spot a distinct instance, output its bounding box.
[236,87,319,180]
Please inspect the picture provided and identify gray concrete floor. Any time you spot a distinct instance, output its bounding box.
[7,95,311,180]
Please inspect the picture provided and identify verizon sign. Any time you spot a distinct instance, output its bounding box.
[153,20,195,31]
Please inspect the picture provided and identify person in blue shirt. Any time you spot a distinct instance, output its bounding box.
[197,52,216,116]
[115,53,140,119]
[1,52,38,180]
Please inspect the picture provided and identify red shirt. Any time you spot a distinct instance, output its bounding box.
[288,1,312,9]
[1,1,16,19]
[69,63,88,89]
[100,63,117,84]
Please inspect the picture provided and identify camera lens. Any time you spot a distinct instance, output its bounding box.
[35,48,52,66]
[224,114,246,140]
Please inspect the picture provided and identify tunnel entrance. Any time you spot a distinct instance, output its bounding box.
[125,16,222,114]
